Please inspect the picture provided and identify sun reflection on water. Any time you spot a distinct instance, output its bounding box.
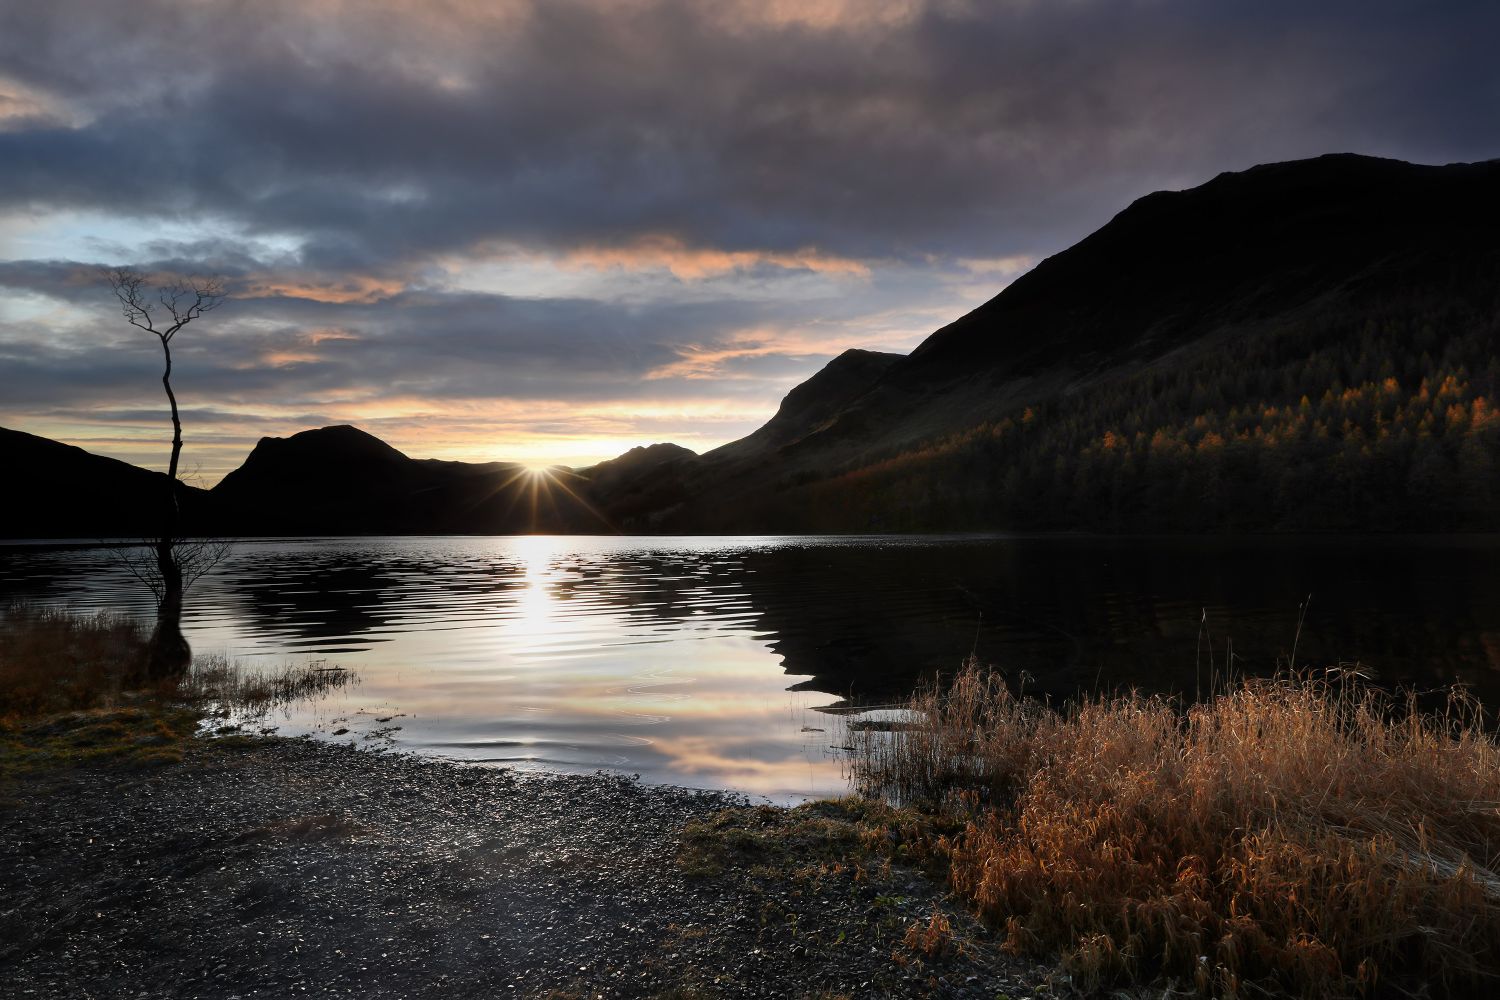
[154,535,856,800]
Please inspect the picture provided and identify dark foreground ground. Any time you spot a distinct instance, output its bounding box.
[0,736,1048,999]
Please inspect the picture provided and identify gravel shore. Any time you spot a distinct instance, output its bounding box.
[1,736,1047,999]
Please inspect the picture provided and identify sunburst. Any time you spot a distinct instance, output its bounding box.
[476,461,615,532]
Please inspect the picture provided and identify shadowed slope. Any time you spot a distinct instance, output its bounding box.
[640,153,1500,532]
[0,427,208,539]
[705,349,903,461]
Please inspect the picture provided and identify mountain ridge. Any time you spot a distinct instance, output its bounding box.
[6,152,1498,537]
[641,152,1500,532]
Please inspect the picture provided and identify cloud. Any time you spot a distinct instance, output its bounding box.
[240,274,407,305]
[557,236,871,281]
[956,255,1034,277]
[4,0,1496,263]
[644,326,906,381]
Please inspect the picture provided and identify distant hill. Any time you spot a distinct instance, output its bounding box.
[0,427,207,539]
[0,423,703,538]
[212,425,618,534]
[5,153,1497,538]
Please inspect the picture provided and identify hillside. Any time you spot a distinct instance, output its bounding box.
[0,427,208,539]
[634,153,1500,532]
[706,349,903,461]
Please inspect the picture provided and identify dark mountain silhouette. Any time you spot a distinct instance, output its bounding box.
[575,443,699,529]
[0,422,685,537]
[636,153,1500,532]
[0,427,208,539]
[212,425,614,534]
[5,153,1497,538]
[908,154,1496,378]
[583,442,697,493]
[707,348,902,461]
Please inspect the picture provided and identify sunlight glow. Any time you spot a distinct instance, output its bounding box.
[512,534,559,636]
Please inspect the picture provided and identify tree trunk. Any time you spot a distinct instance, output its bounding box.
[145,537,190,681]
[145,338,191,681]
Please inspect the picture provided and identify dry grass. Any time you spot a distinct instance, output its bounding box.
[2,604,354,722]
[0,604,146,718]
[849,660,1500,997]
[677,798,934,880]
[2,603,353,748]
[180,653,354,719]
[0,705,202,777]
[902,909,956,959]
[1,605,356,779]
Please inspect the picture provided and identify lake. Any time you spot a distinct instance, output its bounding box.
[3,534,1499,801]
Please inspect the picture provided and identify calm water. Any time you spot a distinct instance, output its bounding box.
[3,534,1499,800]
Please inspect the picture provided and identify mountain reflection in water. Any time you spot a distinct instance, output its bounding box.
[3,534,1498,801]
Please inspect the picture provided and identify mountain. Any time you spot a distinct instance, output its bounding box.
[0,427,208,539]
[0,423,708,538]
[630,153,1500,532]
[707,349,903,461]
[212,425,618,534]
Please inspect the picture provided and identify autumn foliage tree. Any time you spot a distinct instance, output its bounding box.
[787,300,1500,533]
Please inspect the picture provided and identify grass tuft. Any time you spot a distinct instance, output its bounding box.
[179,653,355,719]
[850,659,1500,997]
[2,604,354,775]
[902,909,956,959]
[677,798,948,880]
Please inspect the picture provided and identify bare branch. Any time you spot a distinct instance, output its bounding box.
[106,268,227,342]
[109,542,166,604]
[108,537,232,602]
[155,275,226,341]
[105,267,158,335]
[176,537,233,590]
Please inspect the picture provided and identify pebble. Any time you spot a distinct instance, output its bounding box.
[0,737,1046,998]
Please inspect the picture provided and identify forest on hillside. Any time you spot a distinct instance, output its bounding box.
[789,299,1500,532]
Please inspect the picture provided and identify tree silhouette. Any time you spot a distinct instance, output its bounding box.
[106,268,226,681]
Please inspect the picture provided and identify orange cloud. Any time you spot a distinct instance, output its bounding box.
[560,235,871,280]
[241,273,406,304]
[231,329,359,371]
[260,350,324,368]
[307,327,361,344]
[0,75,80,129]
[645,326,902,380]
[712,0,927,32]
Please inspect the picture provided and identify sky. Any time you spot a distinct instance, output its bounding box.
[2,0,1497,482]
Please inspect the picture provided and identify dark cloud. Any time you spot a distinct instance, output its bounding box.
[3,1,1497,264]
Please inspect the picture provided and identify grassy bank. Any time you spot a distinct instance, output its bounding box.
[848,661,1500,997]
[0,605,351,775]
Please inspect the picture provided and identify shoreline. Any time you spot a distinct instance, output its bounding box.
[1,731,1046,1000]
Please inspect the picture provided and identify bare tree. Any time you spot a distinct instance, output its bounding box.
[106,268,227,681]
